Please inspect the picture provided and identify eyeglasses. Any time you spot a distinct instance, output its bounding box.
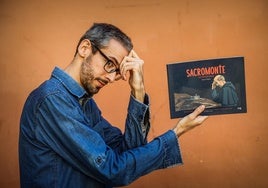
[91,42,120,74]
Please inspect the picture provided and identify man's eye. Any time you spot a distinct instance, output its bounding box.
[106,61,114,67]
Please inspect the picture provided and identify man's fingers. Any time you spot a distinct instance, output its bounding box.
[130,50,139,58]
[188,105,206,119]
[187,105,208,125]
[175,105,208,137]
[128,49,139,58]
[195,115,208,125]
[128,50,133,57]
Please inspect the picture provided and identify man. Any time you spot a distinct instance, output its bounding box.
[19,23,208,188]
[211,75,239,107]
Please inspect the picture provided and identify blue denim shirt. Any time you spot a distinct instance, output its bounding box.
[19,67,183,188]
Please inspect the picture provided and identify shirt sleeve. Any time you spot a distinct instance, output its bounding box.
[80,93,150,152]
[35,93,183,186]
[123,93,150,149]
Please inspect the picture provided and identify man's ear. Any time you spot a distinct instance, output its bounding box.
[77,39,92,58]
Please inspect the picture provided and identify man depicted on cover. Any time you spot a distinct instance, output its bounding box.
[211,75,239,107]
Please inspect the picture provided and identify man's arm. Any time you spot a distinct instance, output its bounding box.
[112,50,150,148]
[33,94,180,186]
[120,50,145,103]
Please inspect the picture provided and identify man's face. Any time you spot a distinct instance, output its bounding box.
[213,79,224,88]
[80,39,129,96]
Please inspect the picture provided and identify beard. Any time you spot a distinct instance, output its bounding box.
[80,55,100,97]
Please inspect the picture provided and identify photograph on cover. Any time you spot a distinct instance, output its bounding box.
[167,57,247,118]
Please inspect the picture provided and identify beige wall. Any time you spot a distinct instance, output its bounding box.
[1,0,268,187]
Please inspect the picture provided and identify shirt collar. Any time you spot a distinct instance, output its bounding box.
[51,67,87,98]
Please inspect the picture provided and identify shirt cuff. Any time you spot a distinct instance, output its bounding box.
[128,94,150,122]
[159,130,183,168]
[127,94,150,138]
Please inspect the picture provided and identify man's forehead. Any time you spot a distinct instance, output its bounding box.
[105,39,129,64]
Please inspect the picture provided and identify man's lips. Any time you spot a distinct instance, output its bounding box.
[97,79,108,87]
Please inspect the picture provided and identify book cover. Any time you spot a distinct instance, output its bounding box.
[167,57,247,118]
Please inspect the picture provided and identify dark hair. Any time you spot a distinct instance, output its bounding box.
[74,23,133,56]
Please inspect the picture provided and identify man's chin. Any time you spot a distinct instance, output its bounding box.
[84,87,100,97]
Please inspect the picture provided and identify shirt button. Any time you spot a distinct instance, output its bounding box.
[95,156,103,165]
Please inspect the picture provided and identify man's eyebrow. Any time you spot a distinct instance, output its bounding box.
[109,56,120,66]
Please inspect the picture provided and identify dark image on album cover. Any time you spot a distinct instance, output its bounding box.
[166,57,247,118]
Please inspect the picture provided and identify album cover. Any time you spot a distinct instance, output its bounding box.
[167,57,247,118]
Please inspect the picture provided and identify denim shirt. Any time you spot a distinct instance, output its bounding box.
[19,67,183,188]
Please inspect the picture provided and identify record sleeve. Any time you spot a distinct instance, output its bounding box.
[167,57,247,118]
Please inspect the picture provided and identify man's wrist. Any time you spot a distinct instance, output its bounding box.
[173,126,185,138]
[131,88,145,103]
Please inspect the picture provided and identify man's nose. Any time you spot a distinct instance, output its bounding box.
[105,72,117,83]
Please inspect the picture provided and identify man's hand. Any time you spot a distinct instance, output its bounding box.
[173,105,208,137]
[120,50,145,102]
[211,81,217,90]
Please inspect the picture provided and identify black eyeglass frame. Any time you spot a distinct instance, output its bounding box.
[91,42,120,74]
